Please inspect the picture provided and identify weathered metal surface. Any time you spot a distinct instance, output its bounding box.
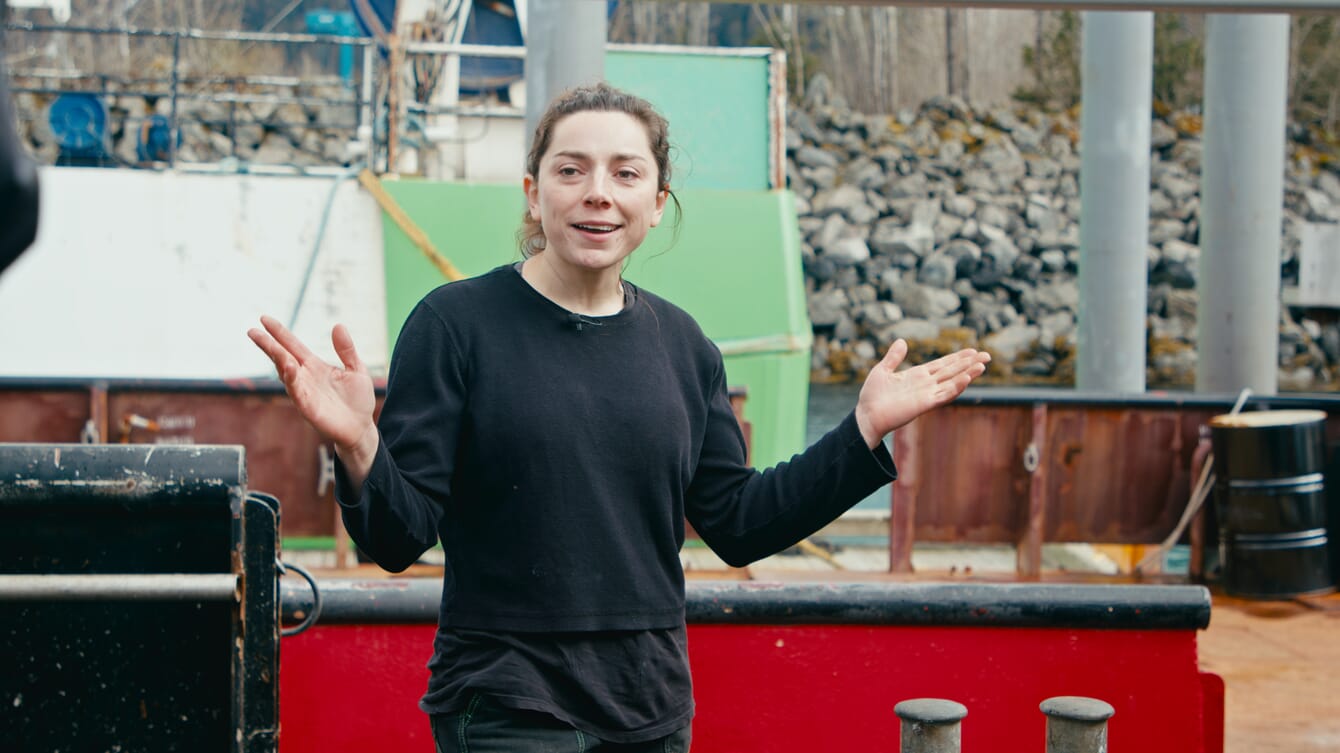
[896,698,968,753]
[2,380,1336,558]
[0,442,246,503]
[0,385,89,443]
[0,444,277,753]
[1041,696,1115,753]
[901,390,1340,547]
[0,573,238,600]
[1019,403,1048,576]
[239,491,280,752]
[0,378,383,536]
[890,418,921,573]
[280,578,1212,630]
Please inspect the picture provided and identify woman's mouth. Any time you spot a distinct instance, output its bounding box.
[573,223,620,234]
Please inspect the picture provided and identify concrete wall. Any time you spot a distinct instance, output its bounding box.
[0,167,389,379]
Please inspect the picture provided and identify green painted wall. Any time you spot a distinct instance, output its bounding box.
[379,183,810,469]
[605,50,771,191]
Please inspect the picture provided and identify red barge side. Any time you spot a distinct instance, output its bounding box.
[278,578,1221,753]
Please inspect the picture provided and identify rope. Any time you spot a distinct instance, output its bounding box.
[356,167,465,282]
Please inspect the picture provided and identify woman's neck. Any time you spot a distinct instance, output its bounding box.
[520,254,626,316]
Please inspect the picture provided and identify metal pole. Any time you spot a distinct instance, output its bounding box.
[168,30,180,167]
[1196,14,1291,394]
[895,698,968,753]
[359,44,375,166]
[0,574,239,601]
[1076,11,1153,392]
[1040,696,1115,752]
[524,0,606,156]
[387,31,403,173]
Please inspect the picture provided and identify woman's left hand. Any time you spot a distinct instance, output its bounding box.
[854,339,991,448]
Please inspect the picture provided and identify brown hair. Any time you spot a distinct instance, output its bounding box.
[518,82,681,257]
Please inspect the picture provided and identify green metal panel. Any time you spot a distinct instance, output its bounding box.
[605,50,772,191]
[379,182,810,468]
[720,350,811,471]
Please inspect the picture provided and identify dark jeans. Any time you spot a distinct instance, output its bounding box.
[431,694,692,753]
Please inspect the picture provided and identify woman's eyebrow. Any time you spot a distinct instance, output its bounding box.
[551,149,648,165]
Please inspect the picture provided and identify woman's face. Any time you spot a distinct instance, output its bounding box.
[525,110,667,274]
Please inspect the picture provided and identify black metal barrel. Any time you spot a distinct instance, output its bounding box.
[1210,410,1335,599]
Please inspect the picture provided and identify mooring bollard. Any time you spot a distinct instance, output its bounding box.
[1040,696,1115,753]
[894,698,968,753]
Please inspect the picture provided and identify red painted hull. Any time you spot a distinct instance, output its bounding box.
[280,621,1221,752]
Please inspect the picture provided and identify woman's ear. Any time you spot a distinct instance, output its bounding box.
[650,187,668,228]
[524,174,540,220]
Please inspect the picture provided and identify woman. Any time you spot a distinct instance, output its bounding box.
[250,82,989,752]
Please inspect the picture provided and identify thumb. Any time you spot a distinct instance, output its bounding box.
[879,338,909,371]
[331,324,365,373]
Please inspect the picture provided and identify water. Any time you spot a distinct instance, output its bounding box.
[805,382,889,512]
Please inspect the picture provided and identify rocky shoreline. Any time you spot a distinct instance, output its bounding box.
[789,75,1340,391]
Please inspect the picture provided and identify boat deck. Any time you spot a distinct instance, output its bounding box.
[1200,592,1340,753]
[302,554,1339,753]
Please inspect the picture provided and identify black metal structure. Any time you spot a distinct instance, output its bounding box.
[0,444,278,753]
[281,578,1212,630]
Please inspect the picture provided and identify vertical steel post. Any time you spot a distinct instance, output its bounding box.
[168,31,181,167]
[889,419,920,573]
[895,698,967,753]
[1196,15,1291,395]
[359,44,375,167]
[1041,696,1115,753]
[386,32,403,173]
[1077,11,1153,392]
[524,0,606,156]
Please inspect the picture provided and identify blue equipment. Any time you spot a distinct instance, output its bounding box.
[136,114,173,163]
[48,92,111,167]
[306,9,362,85]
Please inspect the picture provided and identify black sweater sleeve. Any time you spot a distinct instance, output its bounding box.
[684,356,896,568]
[0,53,39,273]
[334,299,465,572]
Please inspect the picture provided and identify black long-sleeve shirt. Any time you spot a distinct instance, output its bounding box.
[0,47,40,273]
[335,264,896,740]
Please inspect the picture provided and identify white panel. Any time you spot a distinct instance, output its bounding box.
[0,167,389,379]
[1298,222,1340,308]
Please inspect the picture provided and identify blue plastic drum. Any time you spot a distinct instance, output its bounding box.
[48,93,110,154]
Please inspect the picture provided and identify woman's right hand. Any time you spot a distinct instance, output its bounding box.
[248,315,379,485]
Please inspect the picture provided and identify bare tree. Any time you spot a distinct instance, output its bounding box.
[1290,16,1340,129]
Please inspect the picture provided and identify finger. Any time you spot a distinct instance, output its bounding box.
[920,347,972,376]
[248,327,298,377]
[259,314,322,367]
[879,339,909,371]
[331,324,365,373]
[941,362,987,399]
[933,349,990,382]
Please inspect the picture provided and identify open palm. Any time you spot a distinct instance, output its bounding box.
[854,339,991,447]
[247,315,377,452]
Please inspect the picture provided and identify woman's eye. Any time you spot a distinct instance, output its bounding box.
[616,169,638,180]
[558,166,580,176]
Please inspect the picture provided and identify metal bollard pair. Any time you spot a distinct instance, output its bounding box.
[894,696,1115,753]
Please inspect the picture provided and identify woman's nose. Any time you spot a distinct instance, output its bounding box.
[583,174,612,206]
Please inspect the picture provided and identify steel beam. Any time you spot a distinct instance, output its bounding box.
[1077,12,1152,393]
[523,0,607,156]
[1196,15,1291,394]
[765,0,1340,12]
[0,573,239,601]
